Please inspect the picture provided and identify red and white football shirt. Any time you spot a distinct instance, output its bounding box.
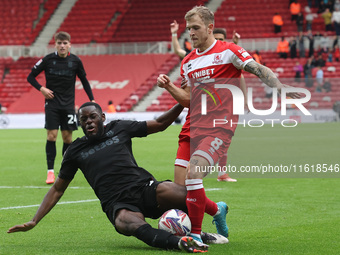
[180,39,254,134]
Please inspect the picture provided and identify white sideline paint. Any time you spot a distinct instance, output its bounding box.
[0,187,221,210]
[0,186,90,189]
[0,187,220,190]
[205,188,222,191]
[0,199,98,210]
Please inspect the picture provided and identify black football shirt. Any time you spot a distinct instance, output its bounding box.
[59,120,155,212]
[31,52,91,109]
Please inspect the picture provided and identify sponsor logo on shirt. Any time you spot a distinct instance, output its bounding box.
[81,135,120,159]
[191,68,215,80]
[238,48,250,58]
[34,59,43,68]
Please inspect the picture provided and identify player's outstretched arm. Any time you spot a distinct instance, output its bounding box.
[232,30,241,45]
[157,74,190,107]
[240,74,249,111]
[244,61,301,98]
[7,177,71,234]
[170,20,186,59]
[146,103,184,134]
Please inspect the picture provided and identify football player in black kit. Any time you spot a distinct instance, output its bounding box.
[8,102,215,253]
[27,31,95,184]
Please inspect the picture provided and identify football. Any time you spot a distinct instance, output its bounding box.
[158,209,191,236]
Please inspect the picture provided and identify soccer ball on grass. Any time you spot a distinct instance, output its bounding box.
[158,209,191,236]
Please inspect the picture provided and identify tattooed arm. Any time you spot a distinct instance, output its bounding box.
[244,61,301,98]
[244,61,281,88]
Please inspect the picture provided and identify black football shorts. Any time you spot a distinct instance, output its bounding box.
[106,179,171,235]
[45,107,78,130]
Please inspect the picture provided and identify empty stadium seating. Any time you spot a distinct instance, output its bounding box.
[118,54,180,112]
[50,0,130,45]
[0,0,61,45]
[110,0,208,43]
[0,57,42,108]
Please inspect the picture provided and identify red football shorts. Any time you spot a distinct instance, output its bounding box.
[175,128,233,167]
[175,133,190,168]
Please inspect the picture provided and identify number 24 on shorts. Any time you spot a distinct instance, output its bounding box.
[68,114,77,124]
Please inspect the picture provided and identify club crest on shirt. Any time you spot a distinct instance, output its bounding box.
[212,53,223,64]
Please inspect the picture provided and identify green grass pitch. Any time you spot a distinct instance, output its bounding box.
[1,123,339,254]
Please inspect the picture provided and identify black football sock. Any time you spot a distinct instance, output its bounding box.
[62,143,71,156]
[134,224,180,250]
[46,140,56,170]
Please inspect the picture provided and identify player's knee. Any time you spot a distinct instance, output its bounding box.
[63,137,72,144]
[47,130,58,141]
[114,209,145,236]
[47,134,57,141]
[158,181,186,199]
[61,132,73,143]
[186,167,205,179]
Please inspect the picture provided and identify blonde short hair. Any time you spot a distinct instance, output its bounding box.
[185,6,214,26]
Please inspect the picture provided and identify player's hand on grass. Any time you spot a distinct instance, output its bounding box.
[157,74,171,89]
[7,221,36,233]
[40,87,54,99]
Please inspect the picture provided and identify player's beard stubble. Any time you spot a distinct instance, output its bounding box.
[83,121,104,143]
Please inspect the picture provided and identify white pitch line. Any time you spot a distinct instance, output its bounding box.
[1,186,220,191]
[205,188,222,191]
[0,186,222,191]
[0,199,98,210]
[0,186,90,189]
[0,187,221,210]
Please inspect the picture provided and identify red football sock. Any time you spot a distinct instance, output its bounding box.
[185,179,206,235]
[205,197,218,216]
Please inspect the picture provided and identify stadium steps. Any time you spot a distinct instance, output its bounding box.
[133,62,182,112]
[34,0,78,46]
[116,54,180,112]
[29,0,62,46]
[48,0,130,45]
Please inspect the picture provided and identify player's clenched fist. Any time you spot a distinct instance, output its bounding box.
[157,74,171,88]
